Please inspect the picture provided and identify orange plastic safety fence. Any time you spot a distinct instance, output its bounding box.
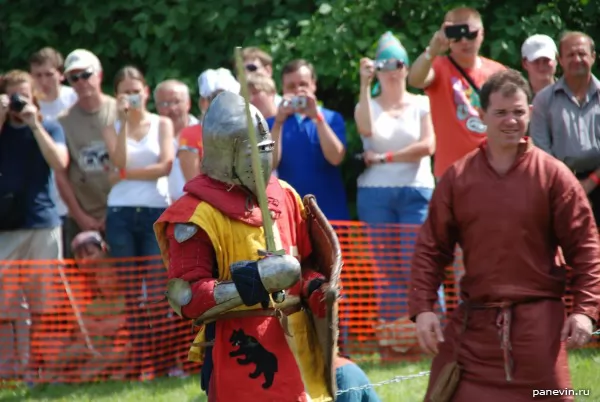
[0,221,595,385]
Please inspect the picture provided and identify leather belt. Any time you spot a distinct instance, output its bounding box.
[204,304,302,323]
[192,304,303,348]
[464,297,559,382]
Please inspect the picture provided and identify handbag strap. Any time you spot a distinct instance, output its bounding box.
[448,56,480,95]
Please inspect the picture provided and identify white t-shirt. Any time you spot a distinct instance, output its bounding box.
[107,114,170,208]
[357,95,435,189]
[39,86,78,121]
[39,85,78,217]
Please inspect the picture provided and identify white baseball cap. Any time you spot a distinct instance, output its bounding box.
[197,68,240,98]
[521,34,558,62]
[64,49,102,74]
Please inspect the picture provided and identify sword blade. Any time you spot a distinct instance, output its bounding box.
[234,46,281,255]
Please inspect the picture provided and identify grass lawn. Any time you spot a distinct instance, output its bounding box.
[1,349,598,402]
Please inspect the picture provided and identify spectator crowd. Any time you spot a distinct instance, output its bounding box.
[0,4,598,385]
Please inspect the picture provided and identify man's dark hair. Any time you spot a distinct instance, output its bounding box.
[29,47,65,73]
[480,69,532,111]
[281,59,317,81]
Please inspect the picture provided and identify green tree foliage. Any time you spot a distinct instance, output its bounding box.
[1,0,598,217]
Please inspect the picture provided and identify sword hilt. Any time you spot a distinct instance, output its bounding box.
[271,290,286,304]
[258,249,286,257]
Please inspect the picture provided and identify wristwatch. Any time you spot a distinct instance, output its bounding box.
[378,154,386,164]
[424,47,432,61]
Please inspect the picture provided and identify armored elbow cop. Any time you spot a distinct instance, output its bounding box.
[164,254,301,318]
[165,278,193,318]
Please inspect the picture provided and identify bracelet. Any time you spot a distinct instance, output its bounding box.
[589,172,600,185]
[119,169,127,180]
[313,113,325,123]
[385,152,394,163]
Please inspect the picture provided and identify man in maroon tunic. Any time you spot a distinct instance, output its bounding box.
[409,69,600,402]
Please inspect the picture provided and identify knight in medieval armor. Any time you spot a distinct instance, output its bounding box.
[153,91,345,401]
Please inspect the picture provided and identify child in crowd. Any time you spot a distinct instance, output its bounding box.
[335,355,381,402]
[39,231,131,382]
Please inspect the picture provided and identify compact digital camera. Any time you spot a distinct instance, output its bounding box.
[9,93,28,113]
[283,96,307,109]
[127,94,142,109]
[375,59,404,71]
[444,24,477,41]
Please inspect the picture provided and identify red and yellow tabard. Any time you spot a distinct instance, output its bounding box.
[154,175,332,402]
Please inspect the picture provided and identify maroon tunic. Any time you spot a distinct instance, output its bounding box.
[409,139,600,402]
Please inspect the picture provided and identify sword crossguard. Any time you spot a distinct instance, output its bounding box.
[271,290,286,303]
[258,249,287,257]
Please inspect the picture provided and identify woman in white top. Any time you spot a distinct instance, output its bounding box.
[355,32,436,224]
[102,66,175,379]
[103,66,174,258]
[354,32,443,357]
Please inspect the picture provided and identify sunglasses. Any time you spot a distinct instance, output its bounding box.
[375,59,405,71]
[68,69,94,83]
[245,64,258,72]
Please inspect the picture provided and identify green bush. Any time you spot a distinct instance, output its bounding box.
[2,0,598,218]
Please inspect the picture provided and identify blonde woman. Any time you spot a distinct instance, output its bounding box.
[354,32,443,357]
[102,65,176,380]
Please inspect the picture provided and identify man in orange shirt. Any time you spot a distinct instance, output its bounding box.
[178,123,203,183]
[408,6,506,179]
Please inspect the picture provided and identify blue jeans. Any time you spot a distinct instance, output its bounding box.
[336,361,381,402]
[105,206,164,261]
[357,186,432,225]
[356,186,445,321]
[105,206,169,374]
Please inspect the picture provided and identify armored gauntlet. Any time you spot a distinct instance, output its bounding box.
[231,254,301,306]
[165,253,301,321]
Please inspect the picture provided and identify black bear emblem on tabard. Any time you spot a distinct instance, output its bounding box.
[229,328,278,389]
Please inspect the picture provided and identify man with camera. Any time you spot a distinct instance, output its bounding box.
[0,69,68,379]
[407,6,505,180]
[0,71,68,256]
[267,59,349,220]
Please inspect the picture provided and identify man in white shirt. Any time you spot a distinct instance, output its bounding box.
[29,47,79,253]
[29,47,78,121]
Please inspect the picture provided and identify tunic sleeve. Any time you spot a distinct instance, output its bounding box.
[408,169,459,321]
[165,223,219,319]
[552,168,600,322]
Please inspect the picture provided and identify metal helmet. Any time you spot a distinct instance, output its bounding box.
[201,91,274,196]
